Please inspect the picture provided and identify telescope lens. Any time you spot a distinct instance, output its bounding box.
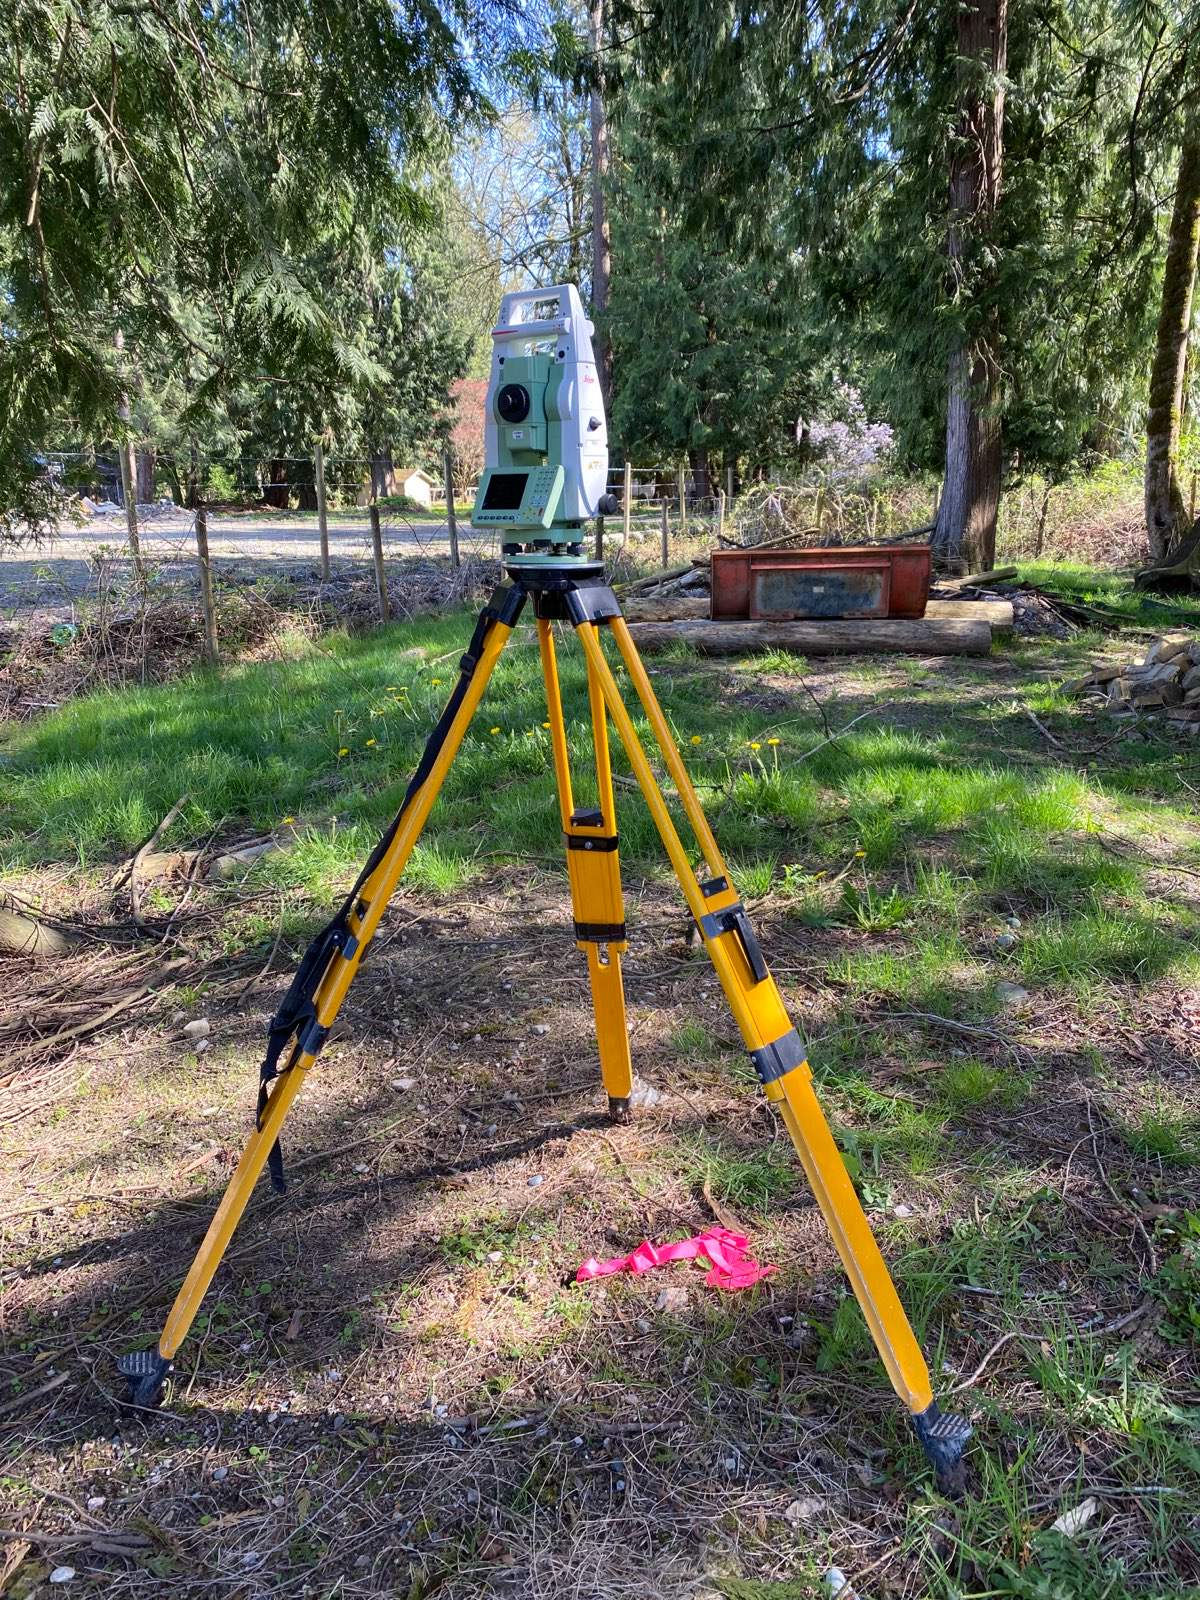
[496,383,531,424]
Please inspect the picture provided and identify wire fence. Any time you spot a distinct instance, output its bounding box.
[16,447,934,660]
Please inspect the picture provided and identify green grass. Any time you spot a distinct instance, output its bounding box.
[828,929,982,1013]
[937,1057,1026,1111]
[1016,905,1196,992]
[1021,557,1200,631]
[1121,1106,1200,1166]
[10,557,1200,1600]
[4,589,1199,1026]
[685,1136,798,1213]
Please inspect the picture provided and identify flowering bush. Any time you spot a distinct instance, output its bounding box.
[798,384,894,481]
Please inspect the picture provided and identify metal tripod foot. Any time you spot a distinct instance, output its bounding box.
[607,1095,631,1124]
[117,1348,172,1409]
[912,1400,972,1481]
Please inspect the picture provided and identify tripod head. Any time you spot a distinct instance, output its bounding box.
[471,284,619,562]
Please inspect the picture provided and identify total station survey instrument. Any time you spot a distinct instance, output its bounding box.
[118,284,971,1482]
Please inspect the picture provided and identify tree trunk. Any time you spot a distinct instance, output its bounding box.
[264,459,289,509]
[370,453,396,500]
[588,0,613,408]
[688,447,711,501]
[1145,133,1200,562]
[933,0,1008,572]
[135,446,156,504]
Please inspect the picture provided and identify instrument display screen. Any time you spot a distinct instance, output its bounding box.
[481,472,527,511]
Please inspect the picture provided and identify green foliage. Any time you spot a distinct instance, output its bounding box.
[608,79,825,465]
[0,0,514,499]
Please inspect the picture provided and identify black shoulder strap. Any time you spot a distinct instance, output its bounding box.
[253,584,526,1193]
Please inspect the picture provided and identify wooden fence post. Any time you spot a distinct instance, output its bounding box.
[660,500,669,565]
[677,463,687,536]
[117,438,145,585]
[717,488,726,542]
[443,449,460,568]
[369,504,390,622]
[114,327,146,586]
[623,461,632,546]
[725,463,735,503]
[195,507,219,664]
[314,440,330,581]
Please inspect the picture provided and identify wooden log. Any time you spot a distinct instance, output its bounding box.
[622,595,710,623]
[625,618,992,657]
[0,910,76,956]
[938,565,1018,589]
[620,596,1013,630]
[924,598,1013,630]
[615,561,693,595]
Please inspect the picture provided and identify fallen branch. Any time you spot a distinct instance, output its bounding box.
[0,1370,71,1418]
[942,1299,1152,1397]
[1023,706,1066,749]
[116,792,190,897]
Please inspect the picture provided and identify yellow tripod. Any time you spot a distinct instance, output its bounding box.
[118,560,970,1479]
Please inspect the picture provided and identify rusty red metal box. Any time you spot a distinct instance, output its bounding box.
[710,545,931,620]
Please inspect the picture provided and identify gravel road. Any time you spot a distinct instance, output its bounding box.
[0,510,500,610]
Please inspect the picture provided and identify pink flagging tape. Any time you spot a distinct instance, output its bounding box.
[576,1226,776,1291]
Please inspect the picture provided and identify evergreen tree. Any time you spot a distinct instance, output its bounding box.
[0,0,527,529]
[607,81,826,480]
[613,0,1169,555]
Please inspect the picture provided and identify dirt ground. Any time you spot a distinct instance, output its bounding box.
[3,638,1199,1598]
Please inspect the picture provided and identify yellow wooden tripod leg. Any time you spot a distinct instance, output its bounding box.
[118,591,522,1407]
[537,620,634,1118]
[572,615,971,1476]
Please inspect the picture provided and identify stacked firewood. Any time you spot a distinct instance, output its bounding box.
[1071,636,1200,727]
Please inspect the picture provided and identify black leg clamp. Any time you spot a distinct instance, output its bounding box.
[117,1348,173,1409]
[911,1401,972,1478]
[697,902,769,982]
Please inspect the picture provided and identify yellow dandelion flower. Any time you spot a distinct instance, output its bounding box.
[690,734,702,745]
[490,726,501,735]
[749,741,762,751]
[430,677,443,687]
[337,747,349,757]
[854,849,866,858]
[385,685,398,692]
[767,737,780,746]
[365,738,377,747]
[542,721,551,729]
[281,815,295,825]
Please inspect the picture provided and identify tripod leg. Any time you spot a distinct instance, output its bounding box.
[537,619,634,1121]
[570,615,970,1479]
[118,587,524,1407]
